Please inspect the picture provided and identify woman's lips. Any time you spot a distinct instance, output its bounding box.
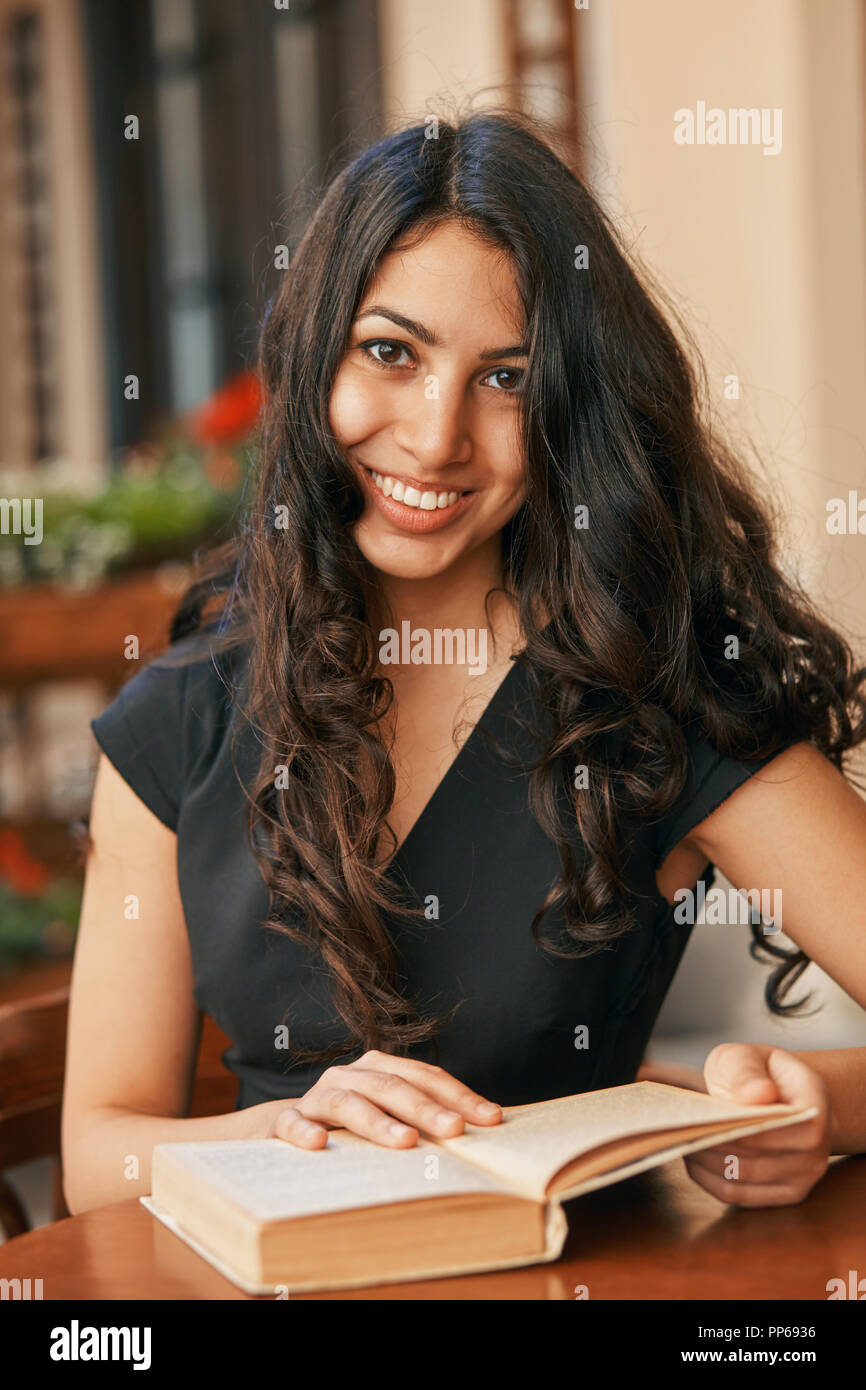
[356,463,476,534]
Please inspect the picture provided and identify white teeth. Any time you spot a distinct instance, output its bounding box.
[369,468,464,511]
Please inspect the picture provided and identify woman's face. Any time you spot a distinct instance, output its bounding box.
[328,221,528,582]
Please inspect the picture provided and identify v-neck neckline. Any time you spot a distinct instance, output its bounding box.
[387,652,526,869]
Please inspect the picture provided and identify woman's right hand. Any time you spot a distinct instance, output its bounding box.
[258,1051,502,1149]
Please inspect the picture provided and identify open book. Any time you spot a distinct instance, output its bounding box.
[141,1080,818,1294]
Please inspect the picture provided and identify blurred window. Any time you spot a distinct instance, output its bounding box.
[1,8,60,464]
[81,0,382,451]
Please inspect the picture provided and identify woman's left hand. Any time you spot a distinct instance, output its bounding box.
[681,1042,832,1206]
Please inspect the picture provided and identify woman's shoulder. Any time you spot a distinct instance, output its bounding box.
[640,716,802,871]
[591,695,801,867]
[90,627,248,832]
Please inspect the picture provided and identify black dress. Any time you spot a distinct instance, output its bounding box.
[90,632,791,1111]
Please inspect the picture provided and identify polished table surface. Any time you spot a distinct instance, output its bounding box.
[2,1154,863,1300]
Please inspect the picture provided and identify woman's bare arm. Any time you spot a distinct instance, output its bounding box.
[62,754,500,1213]
[61,754,285,1213]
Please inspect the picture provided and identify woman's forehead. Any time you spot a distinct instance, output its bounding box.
[361,227,524,337]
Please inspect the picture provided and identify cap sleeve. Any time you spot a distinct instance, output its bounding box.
[90,638,207,831]
[652,723,797,870]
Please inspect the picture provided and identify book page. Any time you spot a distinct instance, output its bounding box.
[433,1081,813,1200]
[153,1132,515,1223]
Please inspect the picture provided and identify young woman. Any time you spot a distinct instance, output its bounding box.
[63,110,866,1216]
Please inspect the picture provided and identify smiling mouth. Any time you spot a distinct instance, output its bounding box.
[360,462,470,512]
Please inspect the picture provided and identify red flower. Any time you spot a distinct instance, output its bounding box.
[0,827,50,895]
[188,370,262,445]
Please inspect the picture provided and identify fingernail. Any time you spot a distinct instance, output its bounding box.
[476,1102,500,1117]
[436,1110,461,1127]
[390,1122,411,1137]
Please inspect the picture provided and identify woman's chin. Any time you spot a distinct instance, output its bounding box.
[355,546,462,582]
[352,524,467,581]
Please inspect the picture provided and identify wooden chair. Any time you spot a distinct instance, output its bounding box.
[0,987,237,1239]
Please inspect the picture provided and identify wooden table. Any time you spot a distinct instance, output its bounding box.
[2,1153,863,1300]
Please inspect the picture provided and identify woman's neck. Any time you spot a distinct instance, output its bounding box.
[369,543,523,657]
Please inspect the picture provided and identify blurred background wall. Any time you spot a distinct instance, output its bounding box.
[0,0,864,1231]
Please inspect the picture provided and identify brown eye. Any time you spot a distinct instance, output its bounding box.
[360,339,413,369]
[486,366,525,392]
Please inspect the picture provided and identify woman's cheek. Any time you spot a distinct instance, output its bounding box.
[494,443,528,514]
[490,415,525,492]
[328,371,384,445]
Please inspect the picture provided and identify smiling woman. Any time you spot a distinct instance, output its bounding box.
[329,227,529,558]
[64,107,866,1217]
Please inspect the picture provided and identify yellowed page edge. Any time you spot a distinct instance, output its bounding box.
[551,1105,820,1204]
[140,1194,568,1296]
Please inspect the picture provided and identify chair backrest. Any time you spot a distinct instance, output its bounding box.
[0,987,238,1174]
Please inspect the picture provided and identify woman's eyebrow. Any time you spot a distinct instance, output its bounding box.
[355,305,528,359]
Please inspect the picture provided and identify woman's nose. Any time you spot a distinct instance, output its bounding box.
[392,390,471,471]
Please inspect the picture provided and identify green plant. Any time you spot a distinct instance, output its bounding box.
[0,437,253,589]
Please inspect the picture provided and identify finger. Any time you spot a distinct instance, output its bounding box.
[350,1051,502,1124]
[703,1042,780,1105]
[271,1106,330,1149]
[685,1147,825,1187]
[683,1154,822,1207]
[704,1044,829,1124]
[698,1118,826,1155]
[340,1067,469,1137]
[763,1048,831,1121]
[301,1087,419,1147]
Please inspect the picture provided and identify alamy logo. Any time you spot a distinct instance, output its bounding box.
[674,879,781,933]
[49,1320,152,1370]
[0,497,43,544]
[826,1270,865,1299]
[0,1276,43,1299]
[674,102,782,156]
[378,622,488,675]
[826,490,866,534]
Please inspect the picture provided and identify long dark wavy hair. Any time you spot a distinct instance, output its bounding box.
[163,107,866,1064]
